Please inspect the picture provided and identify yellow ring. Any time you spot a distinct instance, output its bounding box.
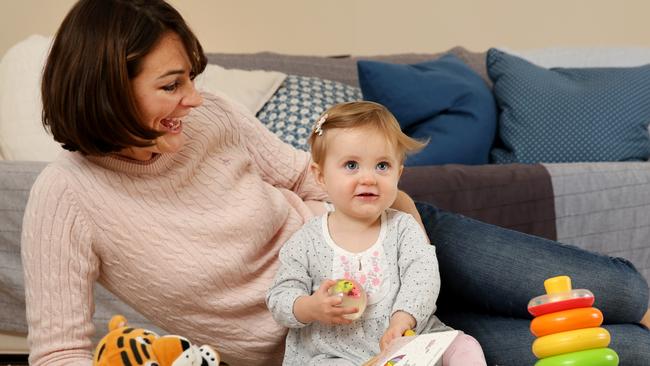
[532,327,610,358]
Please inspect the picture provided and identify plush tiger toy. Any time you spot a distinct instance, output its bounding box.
[93,315,220,366]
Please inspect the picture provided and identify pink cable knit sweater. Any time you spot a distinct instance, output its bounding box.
[21,93,327,366]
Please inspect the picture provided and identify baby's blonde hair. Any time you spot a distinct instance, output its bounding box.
[308,101,427,166]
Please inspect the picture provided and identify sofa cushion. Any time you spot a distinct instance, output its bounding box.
[193,64,286,114]
[498,46,650,68]
[256,75,362,151]
[0,35,61,161]
[357,55,497,166]
[0,161,46,334]
[488,48,650,164]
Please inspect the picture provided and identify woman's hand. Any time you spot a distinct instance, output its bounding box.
[379,311,416,351]
[293,279,358,325]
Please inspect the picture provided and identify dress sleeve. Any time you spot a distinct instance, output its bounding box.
[21,169,97,366]
[236,106,328,202]
[390,213,440,333]
[266,228,315,328]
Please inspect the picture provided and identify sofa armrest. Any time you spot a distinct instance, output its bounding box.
[400,163,556,240]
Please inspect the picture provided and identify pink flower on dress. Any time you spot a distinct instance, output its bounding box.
[372,277,381,287]
[358,274,367,285]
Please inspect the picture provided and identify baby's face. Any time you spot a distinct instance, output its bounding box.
[315,127,403,223]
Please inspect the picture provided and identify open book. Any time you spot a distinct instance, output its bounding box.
[370,330,459,366]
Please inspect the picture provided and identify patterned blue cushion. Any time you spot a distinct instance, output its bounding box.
[256,75,362,151]
[488,48,650,163]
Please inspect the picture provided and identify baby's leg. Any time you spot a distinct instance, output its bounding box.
[442,333,487,366]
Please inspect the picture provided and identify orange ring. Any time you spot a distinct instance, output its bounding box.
[531,307,603,337]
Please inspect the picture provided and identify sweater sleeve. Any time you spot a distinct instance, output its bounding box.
[235,105,327,202]
[391,213,440,333]
[21,168,98,366]
[266,227,314,328]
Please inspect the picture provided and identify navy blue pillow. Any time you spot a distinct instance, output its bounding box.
[488,48,650,164]
[357,54,497,166]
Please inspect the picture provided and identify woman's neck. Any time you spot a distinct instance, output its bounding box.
[112,147,157,162]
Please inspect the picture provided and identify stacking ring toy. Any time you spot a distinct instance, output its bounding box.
[531,307,603,337]
[528,276,594,317]
[532,327,611,358]
[328,278,367,320]
[535,347,619,366]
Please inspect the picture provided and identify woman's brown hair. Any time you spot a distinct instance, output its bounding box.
[41,0,207,155]
[308,101,427,165]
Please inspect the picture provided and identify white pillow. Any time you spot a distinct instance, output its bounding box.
[0,35,286,161]
[0,35,59,161]
[498,46,650,68]
[194,64,285,114]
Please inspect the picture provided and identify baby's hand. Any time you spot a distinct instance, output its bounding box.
[293,279,358,325]
[379,311,416,351]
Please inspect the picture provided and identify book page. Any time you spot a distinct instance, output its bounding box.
[373,330,459,366]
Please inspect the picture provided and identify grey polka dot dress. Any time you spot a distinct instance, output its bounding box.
[266,209,450,365]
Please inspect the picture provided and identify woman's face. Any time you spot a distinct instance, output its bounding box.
[121,32,203,161]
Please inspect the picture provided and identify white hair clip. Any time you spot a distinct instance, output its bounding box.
[314,114,328,136]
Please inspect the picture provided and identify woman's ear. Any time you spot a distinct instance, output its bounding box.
[310,162,326,186]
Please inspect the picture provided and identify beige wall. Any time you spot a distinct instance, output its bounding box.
[2,0,650,60]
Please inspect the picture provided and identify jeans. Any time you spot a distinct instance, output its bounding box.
[416,202,650,366]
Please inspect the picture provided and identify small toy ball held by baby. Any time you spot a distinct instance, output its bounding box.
[527,276,619,366]
[328,278,368,320]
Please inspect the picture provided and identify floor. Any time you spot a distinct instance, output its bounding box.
[0,354,28,366]
[0,333,29,365]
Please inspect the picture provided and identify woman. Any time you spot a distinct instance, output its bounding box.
[22,0,649,365]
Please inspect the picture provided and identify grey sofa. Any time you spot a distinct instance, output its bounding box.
[2,48,650,352]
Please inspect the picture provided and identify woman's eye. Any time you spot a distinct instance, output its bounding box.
[376,162,390,171]
[344,161,358,170]
[162,81,179,92]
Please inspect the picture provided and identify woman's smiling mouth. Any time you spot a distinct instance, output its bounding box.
[160,117,183,133]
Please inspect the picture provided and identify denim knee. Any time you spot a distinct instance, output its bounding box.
[415,201,649,322]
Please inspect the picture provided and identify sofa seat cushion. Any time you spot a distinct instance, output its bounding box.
[357,55,497,166]
[488,48,650,164]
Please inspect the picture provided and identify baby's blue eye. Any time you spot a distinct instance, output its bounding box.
[376,162,390,171]
[345,161,358,170]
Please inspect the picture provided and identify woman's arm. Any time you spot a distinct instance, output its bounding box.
[232,102,327,202]
[21,171,97,366]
